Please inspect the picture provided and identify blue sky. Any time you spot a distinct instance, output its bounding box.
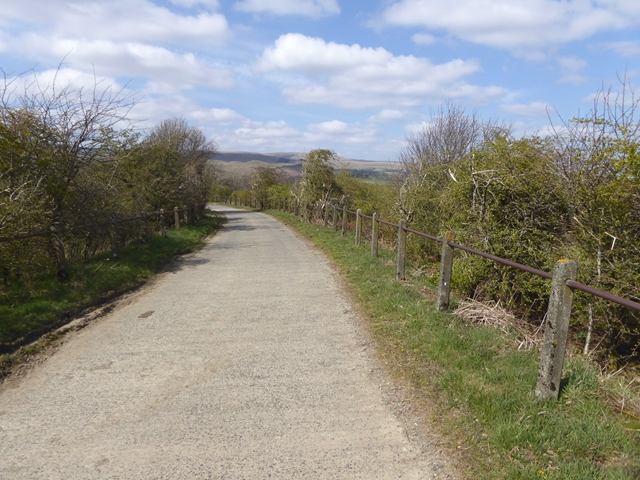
[1,0,639,160]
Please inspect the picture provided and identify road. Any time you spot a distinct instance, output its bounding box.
[0,205,455,479]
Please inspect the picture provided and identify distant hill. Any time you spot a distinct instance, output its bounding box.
[213,152,301,165]
[211,151,398,182]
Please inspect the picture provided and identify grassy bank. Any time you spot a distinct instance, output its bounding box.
[0,215,225,349]
[269,209,640,480]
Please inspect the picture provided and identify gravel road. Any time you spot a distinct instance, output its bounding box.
[0,205,455,479]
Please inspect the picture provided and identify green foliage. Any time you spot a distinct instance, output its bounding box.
[391,88,640,363]
[295,149,342,218]
[0,71,216,283]
[251,166,284,209]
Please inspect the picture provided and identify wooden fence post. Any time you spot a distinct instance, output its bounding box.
[371,213,379,257]
[183,205,188,226]
[436,232,456,311]
[342,206,347,236]
[174,207,180,231]
[396,219,406,281]
[324,203,330,227]
[294,200,299,216]
[51,222,68,279]
[332,204,338,231]
[536,259,578,401]
[160,209,167,237]
[355,209,362,246]
[111,216,120,260]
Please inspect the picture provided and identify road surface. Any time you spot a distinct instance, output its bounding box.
[0,205,455,479]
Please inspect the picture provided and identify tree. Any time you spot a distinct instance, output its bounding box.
[0,69,138,227]
[397,102,508,224]
[251,166,284,210]
[296,149,341,219]
[143,117,218,213]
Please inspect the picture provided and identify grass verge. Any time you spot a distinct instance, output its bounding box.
[269,209,640,480]
[0,215,225,350]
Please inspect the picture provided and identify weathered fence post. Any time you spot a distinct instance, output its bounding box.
[355,209,362,246]
[342,206,347,236]
[160,209,167,237]
[183,205,188,226]
[396,219,406,281]
[51,222,68,279]
[371,213,379,258]
[536,259,578,401]
[436,232,456,311]
[174,207,180,231]
[324,203,329,227]
[332,204,338,231]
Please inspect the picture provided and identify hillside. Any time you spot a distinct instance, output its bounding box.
[211,151,399,181]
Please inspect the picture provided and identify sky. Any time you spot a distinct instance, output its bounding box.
[0,0,639,161]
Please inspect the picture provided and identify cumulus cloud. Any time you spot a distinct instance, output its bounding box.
[190,108,247,125]
[234,0,340,17]
[7,36,233,90]
[367,109,404,123]
[379,0,640,52]
[234,120,302,146]
[168,0,220,8]
[499,101,549,117]
[3,0,230,46]
[256,33,506,108]
[305,120,378,144]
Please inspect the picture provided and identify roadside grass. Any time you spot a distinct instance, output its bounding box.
[269,209,640,480]
[0,215,225,348]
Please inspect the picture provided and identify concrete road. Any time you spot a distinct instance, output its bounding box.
[0,206,454,479]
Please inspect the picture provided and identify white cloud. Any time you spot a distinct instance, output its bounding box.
[379,0,640,52]
[600,40,640,57]
[256,33,506,108]
[168,0,220,8]
[305,120,378,144]
[2,0,230,46]
[368,109,404,123]
[234,120,302,146]
[190,108,247,125]
[556,56,588,85]
[412,33,436,45]
[234,0,340,17]
[500,101,549,117]
[9,36,234,90]
[404,121,429,134]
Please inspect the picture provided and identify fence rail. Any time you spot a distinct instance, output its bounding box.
[258,198,640,401]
